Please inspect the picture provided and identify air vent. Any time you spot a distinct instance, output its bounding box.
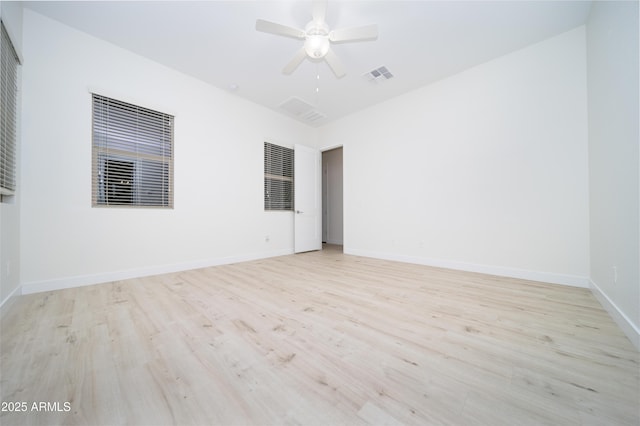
[363,66,394,84]
[279,96,326,123]
[301,109,327,122]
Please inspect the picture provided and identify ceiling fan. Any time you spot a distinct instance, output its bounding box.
[255,0,378,78]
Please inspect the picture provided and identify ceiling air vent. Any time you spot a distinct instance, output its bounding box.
[279,96,326,124]
[301,109,327,122]
[363,66,394,84]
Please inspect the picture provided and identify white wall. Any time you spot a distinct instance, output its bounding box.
[19,10,315,293]
[0,1,23,310]
[318,27,590,287]
[322,147,343,245]
[587,1,639,348]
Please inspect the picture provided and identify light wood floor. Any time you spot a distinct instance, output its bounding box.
[1,245,638,425]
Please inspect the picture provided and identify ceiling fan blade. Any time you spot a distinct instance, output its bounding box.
[283,47,308,74]
[329,24,378,42]
[256,19,305,39]
[312,0,327,24]
[324,48,345,78]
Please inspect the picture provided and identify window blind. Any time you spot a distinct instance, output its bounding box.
[264,142,294,211]
[0,21,19,197]
[92,94,174,208]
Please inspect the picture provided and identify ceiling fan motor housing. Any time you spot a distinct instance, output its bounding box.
[304,21,330,58]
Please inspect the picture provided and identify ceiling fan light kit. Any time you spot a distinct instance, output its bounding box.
[304,22,330,59]
[256,0,378,78]
[305,36,329,58]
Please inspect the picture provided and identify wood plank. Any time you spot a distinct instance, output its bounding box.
[1,245,638,425]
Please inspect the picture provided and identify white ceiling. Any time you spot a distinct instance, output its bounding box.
[23,0,592,126]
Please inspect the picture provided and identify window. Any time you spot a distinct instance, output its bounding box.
[0,21,19,199]
[264,142,294,210]
[92,94,173,208]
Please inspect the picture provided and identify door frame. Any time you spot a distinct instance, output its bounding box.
[321,145,344,247]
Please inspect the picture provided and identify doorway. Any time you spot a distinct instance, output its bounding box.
[322,147,343,249]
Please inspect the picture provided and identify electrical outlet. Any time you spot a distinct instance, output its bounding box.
[613,265,618,283]
[265,235,270,243]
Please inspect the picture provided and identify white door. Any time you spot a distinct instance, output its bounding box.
[294,144,322,253]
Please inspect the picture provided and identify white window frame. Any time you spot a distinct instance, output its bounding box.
[264,142,294,211]
[0,20,20,199]
[92,94,174,208]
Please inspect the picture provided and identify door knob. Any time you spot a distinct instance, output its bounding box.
[296,210,304,214]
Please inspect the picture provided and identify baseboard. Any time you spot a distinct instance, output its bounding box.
[0,283,22,320]
[21,249,294,295]
[344,248,590,288]
[589,279,640,350]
